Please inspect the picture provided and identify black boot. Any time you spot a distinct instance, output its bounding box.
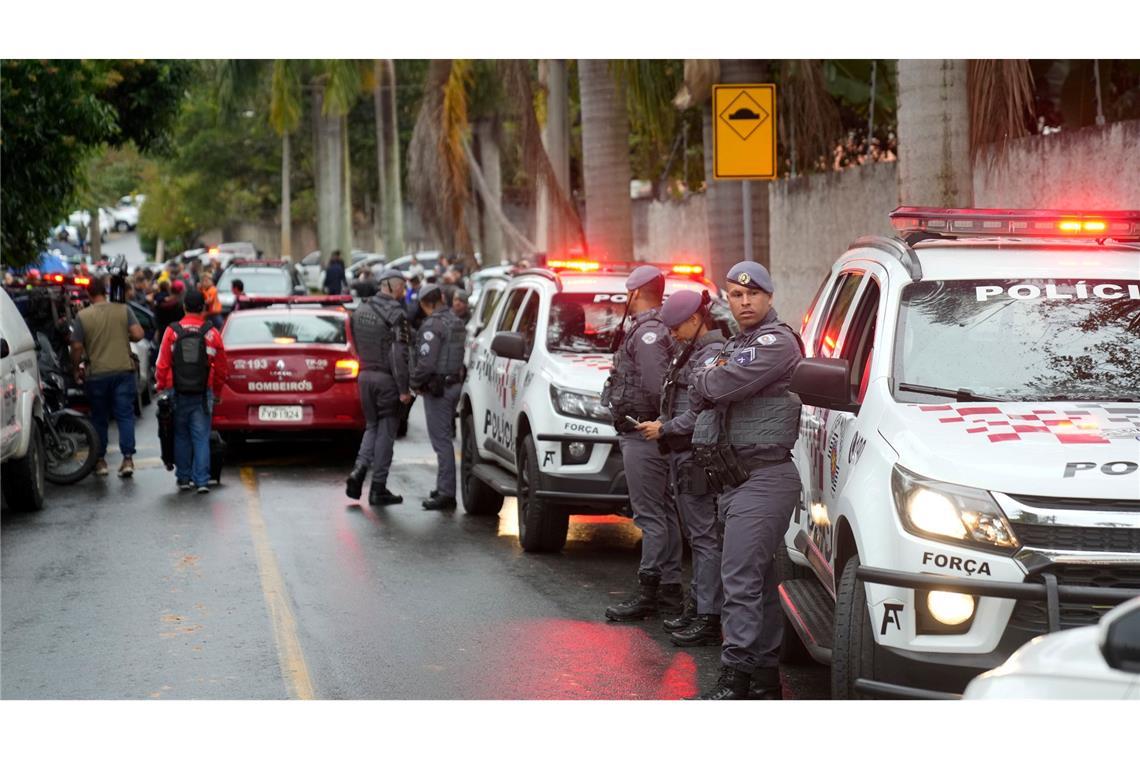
[369,484,403,506]
[670,614,722,647]
[658,583,685,617]
[663,594,697,632]
[420,490,440,506]
[748,667,782,700]
[697,666,752,700]
[423,494,457,510]
[345,466,368,500]
[604,572,660,622]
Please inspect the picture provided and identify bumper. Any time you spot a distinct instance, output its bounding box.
[855,565,1140,699]
[212,388,363,432]
[535,433,630,516]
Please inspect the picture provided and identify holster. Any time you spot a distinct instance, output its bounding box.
[428,375,446,397]
[691,444,751,493]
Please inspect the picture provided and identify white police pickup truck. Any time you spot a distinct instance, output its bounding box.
[1,288,47,510]
[459,259,730,552]
[778,207,1140,699]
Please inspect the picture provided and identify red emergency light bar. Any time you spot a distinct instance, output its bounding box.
[890,207,1140,241]
[545,259,708,279]
[547,259,601,272]
[237,294,353,309]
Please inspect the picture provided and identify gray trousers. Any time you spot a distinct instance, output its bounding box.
[354,370,400,486]
[620,434,682,584]
[718,459,801,672]
[423,382,462,497]
[670,450,724,615]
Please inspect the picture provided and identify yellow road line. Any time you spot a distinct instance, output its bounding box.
[240,466,315,699]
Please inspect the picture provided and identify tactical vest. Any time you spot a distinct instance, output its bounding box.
[662,330,725,418]
[691,321,803,451]
[603,309,666,420]
[435,309,467,377]
[353,295,403,372]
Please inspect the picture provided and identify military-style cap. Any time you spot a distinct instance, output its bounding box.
[419,283,442,302]
[377,268,405,283]
[725,261,774,293]
[452,289,470,304]
[625,264,665,292]
[660,289,706,328]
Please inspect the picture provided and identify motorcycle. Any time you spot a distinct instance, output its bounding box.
[35,333,99,485]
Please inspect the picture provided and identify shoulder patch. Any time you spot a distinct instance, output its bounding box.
[419,343,431,356]
[757,333,777,346]
[734,348,757,366]
[642,332,658,345]
[422,330,434,341]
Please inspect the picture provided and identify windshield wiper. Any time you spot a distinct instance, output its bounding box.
[896,383,1007,403]
[1028,395,1140,403]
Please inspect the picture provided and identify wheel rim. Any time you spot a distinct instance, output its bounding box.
[45,418,92,480]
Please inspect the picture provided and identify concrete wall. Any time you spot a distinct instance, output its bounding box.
[631,195,711,270]
[767,161,898,328]
[974,120,1140,209]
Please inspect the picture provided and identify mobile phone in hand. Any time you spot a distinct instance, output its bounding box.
[625,415,640,426]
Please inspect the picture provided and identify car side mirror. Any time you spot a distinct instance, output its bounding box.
[491,331,527,361]
[1,339,9,359]
[1099,599,1140,675]
[790,357,860,414]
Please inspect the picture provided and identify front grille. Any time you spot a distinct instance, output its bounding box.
[1007,564,1140,634]
[1013,524,1140,553]
[1009,494,1140,512]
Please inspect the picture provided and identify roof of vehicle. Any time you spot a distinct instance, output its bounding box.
[225,259,292,269]
[227,301,350,318]
[508,268,722,297]
[846,235,1140,283]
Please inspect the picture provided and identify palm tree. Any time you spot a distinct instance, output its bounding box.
[373,60,405,258]
[536,60,572,254]
[269,61,301,262]
[578,59,633,261]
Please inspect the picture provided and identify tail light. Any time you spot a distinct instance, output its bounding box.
[335,359,360,380]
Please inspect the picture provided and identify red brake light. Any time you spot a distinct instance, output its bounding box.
[272,337,296,345]
[50,274,65,283]
[335,358,360,380]
[671,264,704,276]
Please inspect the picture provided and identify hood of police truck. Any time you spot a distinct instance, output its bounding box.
[877,399,1140,499]
[544,352,615,394]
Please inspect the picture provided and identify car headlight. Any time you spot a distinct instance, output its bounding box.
[891,465,1019,554]
[550,386,612,423]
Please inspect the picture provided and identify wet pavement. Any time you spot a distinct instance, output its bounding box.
[1,405,829,700]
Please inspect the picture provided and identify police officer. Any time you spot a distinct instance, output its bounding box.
[345,269,413,506]
[410,284,467,510]
[602,265,684,621]
[635,289,726,646]
[689,261,803,700]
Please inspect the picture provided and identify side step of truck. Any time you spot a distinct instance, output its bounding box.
[471,462,517,497]
[778,579,835,665]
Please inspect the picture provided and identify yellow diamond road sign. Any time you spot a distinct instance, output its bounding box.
[713,84,776,180]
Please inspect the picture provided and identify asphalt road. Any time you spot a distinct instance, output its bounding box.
[1,404,829,700]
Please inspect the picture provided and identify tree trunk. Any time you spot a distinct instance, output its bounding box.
[314,84,342,265]
[373,61,386,255]
[474,119,504,266]
[578,59,632,261]
[339,115,354,256]
[703,59,770,280]
[537,60,571,254]
[897,59,972,207]
[89,207,102,261]
[281,131,293,262]
[156,237,165,264]
[380,60,405,258]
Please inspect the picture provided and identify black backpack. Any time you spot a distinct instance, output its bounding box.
[170,323,213,395]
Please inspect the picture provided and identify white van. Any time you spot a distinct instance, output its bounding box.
[1,289,47,510]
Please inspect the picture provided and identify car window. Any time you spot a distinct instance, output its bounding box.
[217,268,289,295]
[815,272,864,358]
[516,291,541,355]
[496,288,529,332]
[841,278,880,404]
[478,284,504,328]
[224,314,347,346]
[546,292,627,353]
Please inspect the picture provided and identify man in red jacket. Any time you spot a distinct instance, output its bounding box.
[155,290,228,493]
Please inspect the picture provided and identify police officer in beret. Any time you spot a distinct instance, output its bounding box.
[602,265,684,622]
[636,288,726,646]
[689,261,804,699]
[410,284,467,510]
[345,269,413,507]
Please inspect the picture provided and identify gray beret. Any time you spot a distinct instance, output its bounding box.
[660,289,707,328]
[419,283,442,302]
[377,268,405,283]
[625,264,665,292]
[725,261,774,293]
[452,289,470,304]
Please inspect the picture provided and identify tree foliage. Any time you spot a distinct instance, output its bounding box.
[1,59,190,267]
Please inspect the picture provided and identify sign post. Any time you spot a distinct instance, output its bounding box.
[712,84,777,262]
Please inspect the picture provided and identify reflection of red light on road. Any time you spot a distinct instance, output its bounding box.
[571,515,628,525]
[472,619,697,699]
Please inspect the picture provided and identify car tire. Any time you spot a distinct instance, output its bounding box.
[460,411,504,516]
[831,554,884,699]
[776,543,814,665]
[516,434,568,553]
[3,420,47,511]
[115,221,128,232]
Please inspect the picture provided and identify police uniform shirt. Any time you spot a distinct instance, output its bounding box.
[352,293,411,395]
[410,306,457,390]
[660,331,726,439]
[618,308,674,415]
[690,308,801,412]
